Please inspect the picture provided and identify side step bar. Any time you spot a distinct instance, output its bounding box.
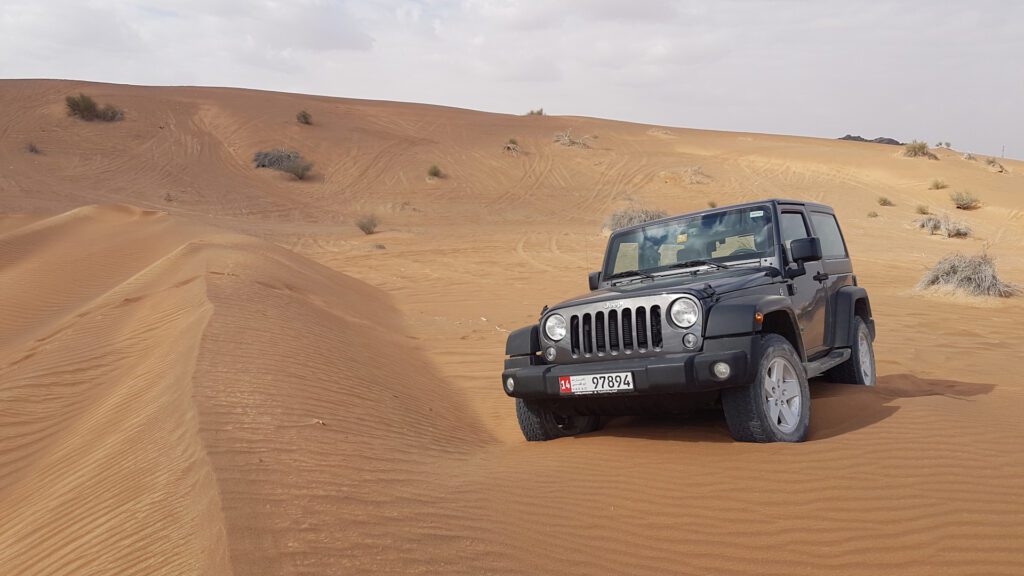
[803,349,851,378]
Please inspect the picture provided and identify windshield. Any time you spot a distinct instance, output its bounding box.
[603,205,776,279]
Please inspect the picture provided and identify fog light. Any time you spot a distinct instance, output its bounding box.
[505,377,515,392]
[544,347,557,361]
[712,362,731,380]
[683,333,698,349]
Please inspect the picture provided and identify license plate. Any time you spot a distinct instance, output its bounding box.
[558,372,634,395]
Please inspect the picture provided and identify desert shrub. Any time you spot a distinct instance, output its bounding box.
[296,110,312,125]
[427,164,444,178]
[941,217,972,238]
[526,108,544,116]
[917,215,943,234]
[916,204,930,215]
[25,142,40,154]
[877,196,894,207]
[903,140,937,160]
[163,192,176,202]
[867,211,879,218]
[253,149,312,180]
[916,215,971,238]
[279,158,313,180]
[553,129,592,149]
[357,214,379,235]
[929,179,948,190]
[918,215,940,233]
[707,200,718,208]
[917,252,1020,297]
[685,166,710,184]
[605,206,668,230]
[254,148,300,169]
[950,190,980,210]
[985,157,1006,173]
[963,152,976,161]
[65,93,123,122]
[503,138,522,156]
[944,141,951,148]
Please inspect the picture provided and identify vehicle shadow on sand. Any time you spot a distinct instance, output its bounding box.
[807,373,995,441]
[587,373,995,443]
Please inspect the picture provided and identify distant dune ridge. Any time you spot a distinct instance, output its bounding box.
[1,80,1022,575]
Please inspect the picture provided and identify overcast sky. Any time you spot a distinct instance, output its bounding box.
[2,0,1021,157]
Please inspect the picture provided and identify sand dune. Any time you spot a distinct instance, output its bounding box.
[1,80,1022,574]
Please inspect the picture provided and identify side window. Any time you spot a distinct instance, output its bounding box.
[810,212,848,259]
[779,212,809,262]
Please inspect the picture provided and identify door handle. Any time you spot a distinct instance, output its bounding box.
[813,271,829,282]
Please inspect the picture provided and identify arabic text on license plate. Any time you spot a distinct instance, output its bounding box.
[558,372,634,395]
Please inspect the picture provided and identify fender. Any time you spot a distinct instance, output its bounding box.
[705,294,796,337]
[705,294,804,357]
[505,325,540,357]
[831,286,874,348]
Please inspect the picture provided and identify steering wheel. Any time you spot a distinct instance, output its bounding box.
[729,248,758,256]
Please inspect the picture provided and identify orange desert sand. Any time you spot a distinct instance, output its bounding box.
[1,80,1022,575]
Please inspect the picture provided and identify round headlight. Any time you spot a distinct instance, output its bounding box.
[669,298,699,328]
[544,314,567,341]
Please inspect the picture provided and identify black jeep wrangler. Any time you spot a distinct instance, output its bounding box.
[501,200,876,443]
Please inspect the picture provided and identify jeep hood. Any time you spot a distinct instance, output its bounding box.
[548,268,776,311]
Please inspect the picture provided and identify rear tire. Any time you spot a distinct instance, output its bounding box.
[826,316,876,386]
[722,334,810,443]
[515,398,600,441]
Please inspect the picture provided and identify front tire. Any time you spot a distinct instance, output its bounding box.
[515,398,600,441]
[826,316,876,386]
[722,334,810,442]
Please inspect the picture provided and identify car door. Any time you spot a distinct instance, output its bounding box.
[807,211,854,349]
[779,209,828,355]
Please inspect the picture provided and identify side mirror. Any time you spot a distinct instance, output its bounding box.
[790,237,822,263]
[588,271,601,291]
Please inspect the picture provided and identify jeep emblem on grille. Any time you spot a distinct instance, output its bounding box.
[603,301,624,309]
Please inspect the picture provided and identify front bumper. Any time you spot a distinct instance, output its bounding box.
[502,335,758,400]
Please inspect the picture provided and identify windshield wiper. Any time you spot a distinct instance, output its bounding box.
[669,259,731,271]
[606,269,656,281]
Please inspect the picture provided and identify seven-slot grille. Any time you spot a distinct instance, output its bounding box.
[569,305,663,357]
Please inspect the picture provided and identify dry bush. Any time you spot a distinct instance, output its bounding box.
[941,218,972,238]
[867,211,879,218]
[916,214,971,238]
[502,138,522,157]
[950,190,980,210]
[279,158,313,180]
[903,140,937,160]
[917,252,1020,297]
[877,196,894,207]
[605,206,668,230]
[163,192,176,202]
[357,214,379,235]
[917,215,942,235]
[963,152,977,161]
[296,110,312,125]
[427,164,444,178]
[65,93,123,122]
[553,129,592,149]
[526,108,544,116]
[685,166,710,184]
[916,204,930,215]
[25,142,40,154]
[985,157,1006,173]
[707,200,718,208]
[254,149,312,180]
[929,179,948,190]
[254,149,300,169]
